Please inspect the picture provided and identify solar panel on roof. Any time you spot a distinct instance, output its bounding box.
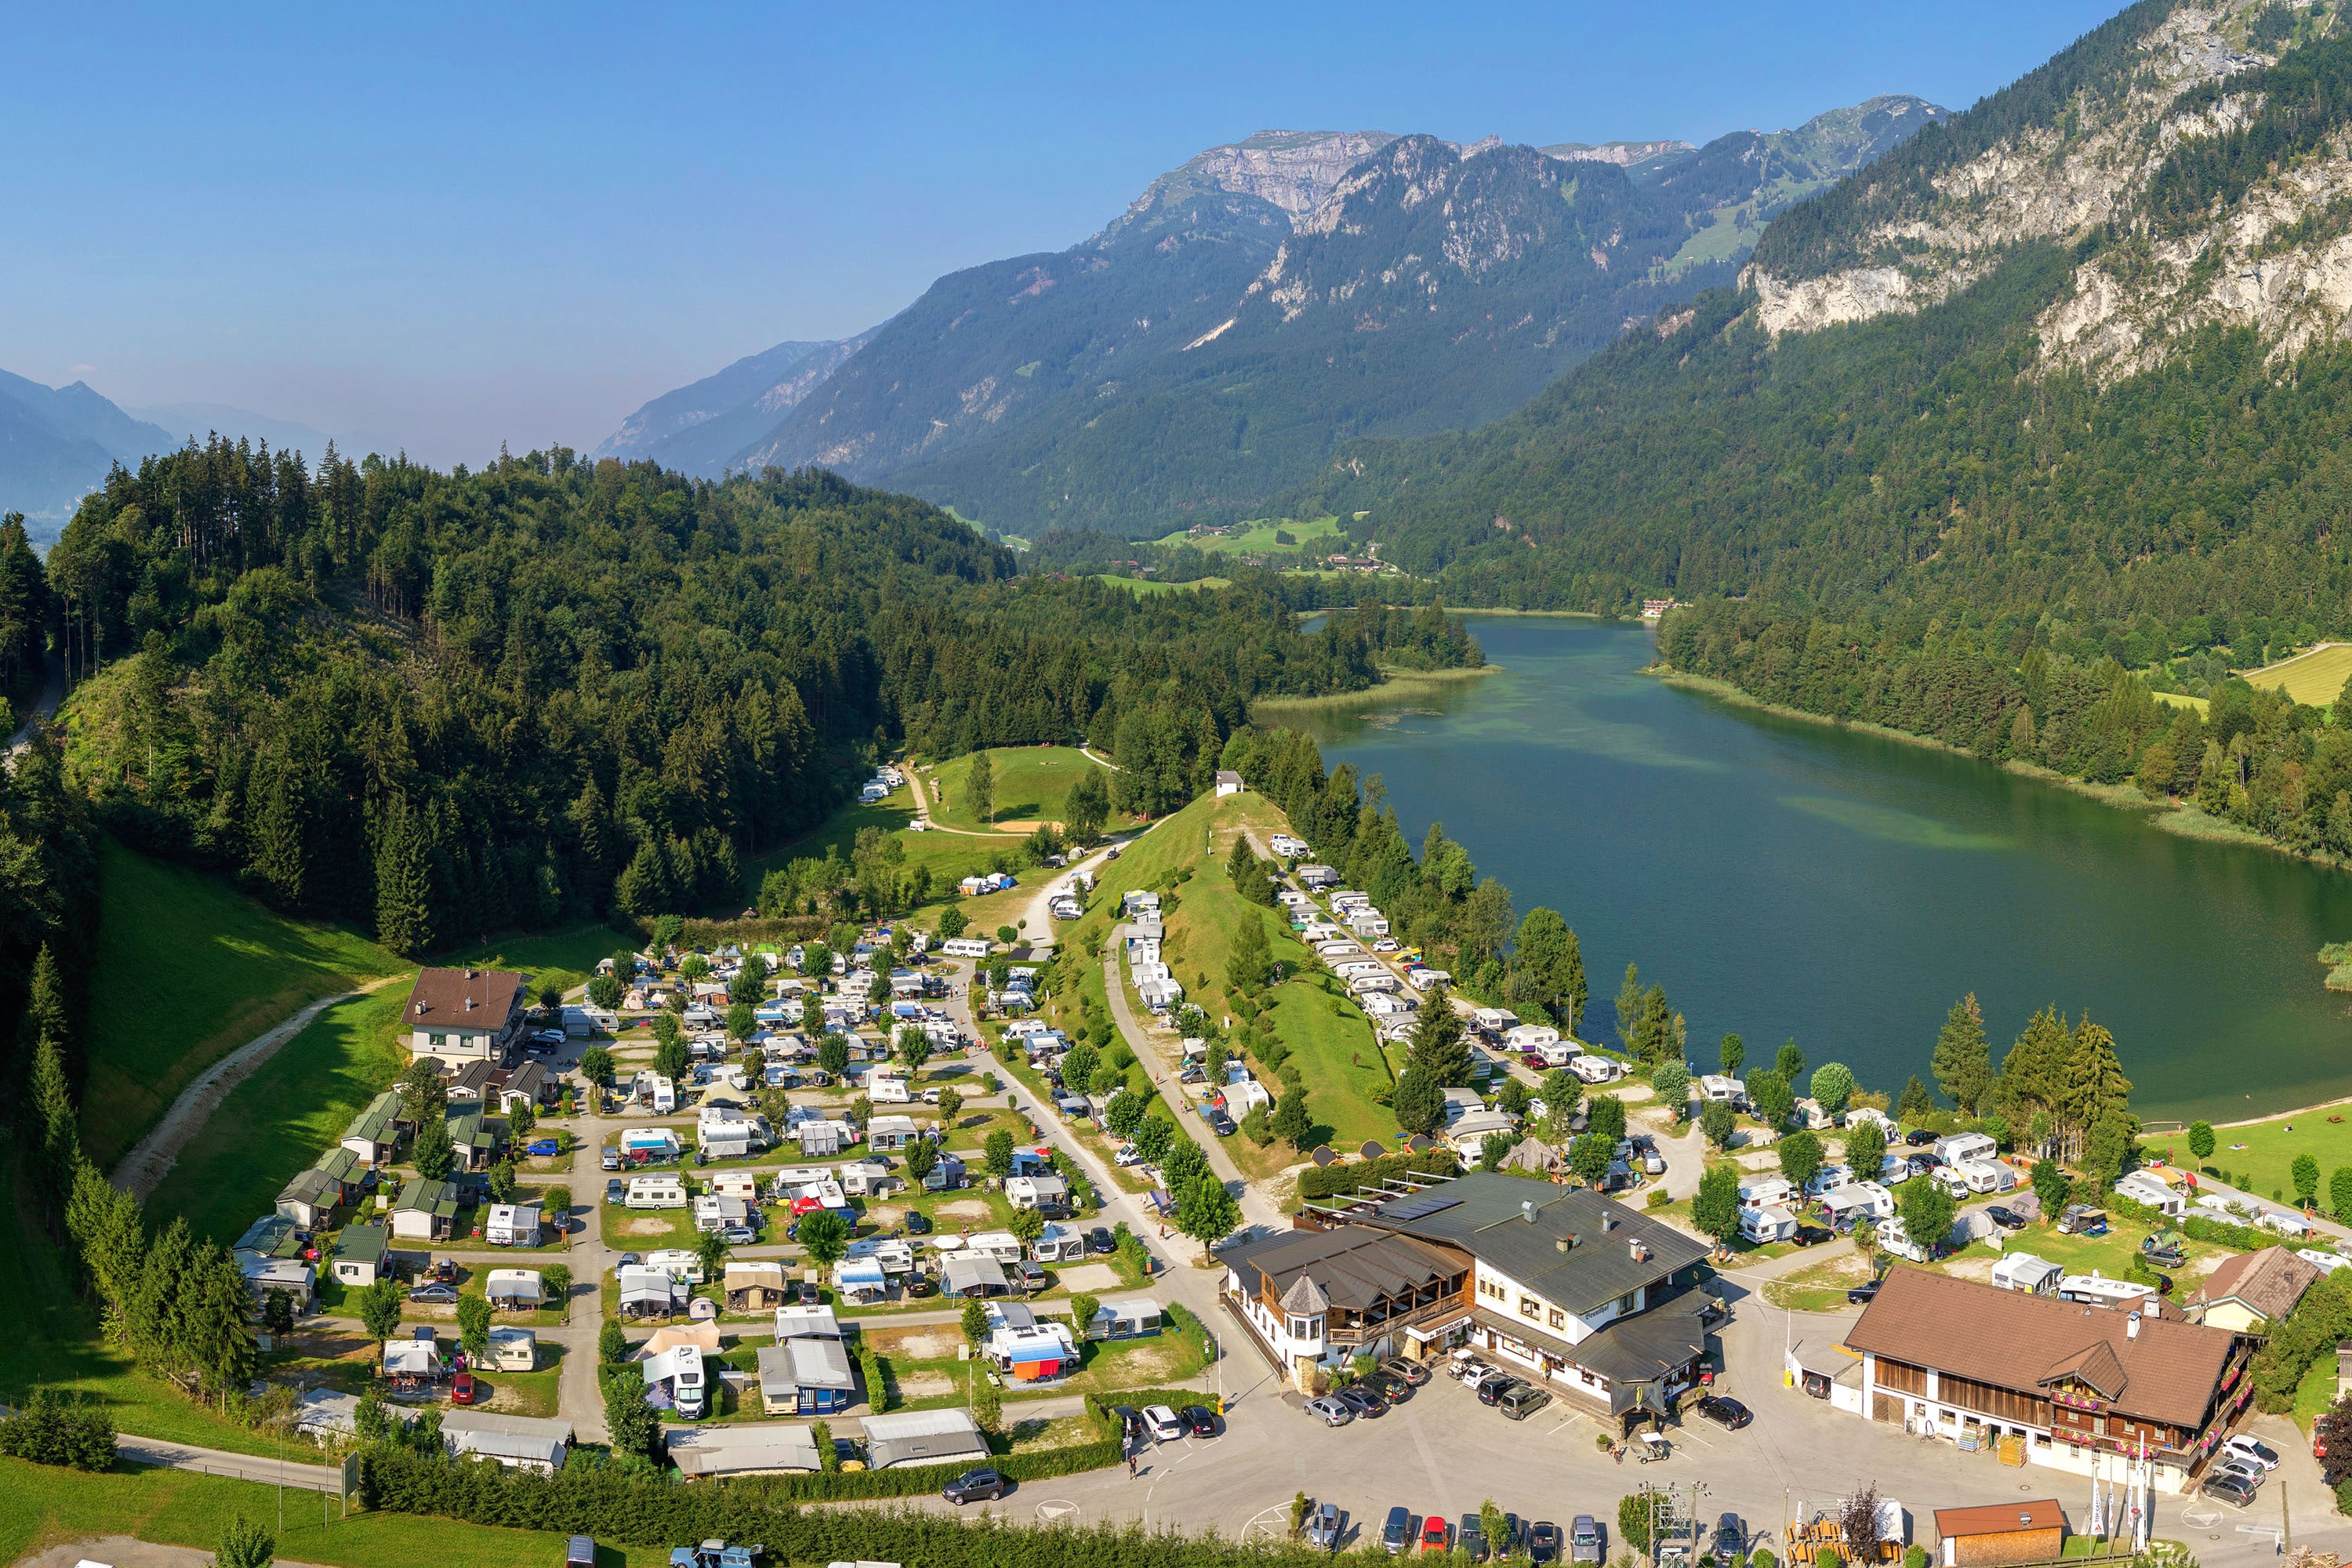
[1379,1195,1463,1221]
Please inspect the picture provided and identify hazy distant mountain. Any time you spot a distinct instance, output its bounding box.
[593,330,877,477]
[0,370,177,539]
[731,100,1945,535]
[128,401,401,463]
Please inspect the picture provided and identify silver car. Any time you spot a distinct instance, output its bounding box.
[1570,1515,1603,1566]
[1304,1396,1355,1428]
[1306,1502,1344,1550]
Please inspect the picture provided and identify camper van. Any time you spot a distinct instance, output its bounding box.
[644,1344,707,1419]
[626,1174,688,1210]
[2056,1271,2158,1312]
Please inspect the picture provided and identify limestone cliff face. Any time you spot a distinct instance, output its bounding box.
[1740,0,2348,375]
[1092,130,1401,248]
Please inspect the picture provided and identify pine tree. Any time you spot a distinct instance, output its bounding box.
[373,798,436,956]
[1405,987,1472,1086]
[1613,964,1642,1052]
[2000,1007,2072,1132]
[27,1039,80,1225]
[1930,993,1994,1113]
[2055,1017,2132,1162]
[16,944,69,1067]
[1392,1065,1445,1135]
[246,754,312,909]
[1560,926,1587,1035]
[1228,914,1273,993]
[1897,1075,1936,1122]
[1272,1088,1312,1149]
[967,750,995,826]
[412,1116,456,1181]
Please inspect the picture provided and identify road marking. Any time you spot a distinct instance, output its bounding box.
[1035,1499,1081,1523]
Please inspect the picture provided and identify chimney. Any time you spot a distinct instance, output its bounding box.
[1555,1237,1571,1253]
[1630,1240,1650,1263]
[2126,1312,2140,1340]
[1522,1200,1536,1224]
[1602,1213,1617,1232]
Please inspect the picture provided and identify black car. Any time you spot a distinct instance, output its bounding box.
[1336,1387,1388,1418]
[901,1209,932,1235]
[1909,1151,1944,1170]
[1457,1517,1486,1563]
[1207,1107,1237,1137]
[1715,1515,1744,1559]
[1359,1370,1411,1404]
[1475,1374,1521,1406]
[1528,1523,1563,1564]
[1984,1206,2027,1231]
[1847,1279,1882,1305]
[1087,1226,1116,1254]
[943,1467,1010,1504]
[1179,1403,1218,1437]
[1696,1394,1752,1431]
[2201,1472,2257,1509]
[1904,1128,1936,1146]
[1791,1224,1834,1247]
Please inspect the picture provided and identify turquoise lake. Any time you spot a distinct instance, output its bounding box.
[1290,615,2352,1123]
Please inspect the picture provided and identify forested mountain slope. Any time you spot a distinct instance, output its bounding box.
[732,103,1940,536]
[1301,0,2352,864]
[23,443,1468,962]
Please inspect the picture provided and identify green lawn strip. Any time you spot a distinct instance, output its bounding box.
[82,837,404,1167]
[145,985,415,1247]
[737,790,1012,906]
[1155,514,1344,557]
[2292,1343,2339,1433]
[1087,574,1231,595]
[0,1457,671,1568]
[2185,1105,2352,1209]
[481,1341,566,1419]
[453,922,637,1004]
[928,746,1127,833]
[0,1162,289,1458]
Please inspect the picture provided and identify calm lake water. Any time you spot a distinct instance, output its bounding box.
[1291,616,2352,1123]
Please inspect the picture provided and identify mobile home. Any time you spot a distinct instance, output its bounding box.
[626,1174,689,1210]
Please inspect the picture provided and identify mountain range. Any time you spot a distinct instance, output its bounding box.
[0,371,176,537]
[603,96,1946,535]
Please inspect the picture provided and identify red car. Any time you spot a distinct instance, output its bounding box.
[1421,1517,1450,1552]
[452,1371,478,1406]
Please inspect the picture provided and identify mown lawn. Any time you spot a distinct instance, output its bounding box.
[83,837,403,1168]
[146,985,412,1246]
[738,791,1010,909]
[2182,1105,2352,1209]
[0,1457,672,1567]
[454,922,634,1004]
[929,745,1125,833]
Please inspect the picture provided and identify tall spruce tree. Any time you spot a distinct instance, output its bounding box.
[373,798,435,956]
[1931,993,1994,1112]
[2056,1017,2133,1163]
[967,750,995,826]
[27,1039,79,1225]
[2000,1007,2073,1142]
[1406,986,1472,1087]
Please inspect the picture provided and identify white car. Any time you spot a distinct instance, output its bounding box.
[1305,1396,1355,1428]
[2223,1435,2281,1472]
[1373,938,1401,953]
[1142,1404,1184,1443]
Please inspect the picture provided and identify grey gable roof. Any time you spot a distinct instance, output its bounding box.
[1359,1172,1707,1314]
[1224,1225,1463,1312]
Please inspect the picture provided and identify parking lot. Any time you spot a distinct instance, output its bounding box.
[906,1275,2342,1566]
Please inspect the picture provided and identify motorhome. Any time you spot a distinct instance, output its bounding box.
[1933,1131,1998,1167]
[1875,1216,1929,1263]
[643,1344,707,1419]
[1952,1158,2016,1195]
[940,938,992,959]
[626,1174,688,1210]
[2056,1271,2158,1311]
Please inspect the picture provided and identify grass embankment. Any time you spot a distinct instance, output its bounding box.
[145,985,413,1246]
[453,924,633,1004]
[737,785,1012,909]
[1062,789,1399,1176]
[0,1456,672,1568]
[82,837,403,1168]
[1249,662,1497,720]
[927,745,1124,834]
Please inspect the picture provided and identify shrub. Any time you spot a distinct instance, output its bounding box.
[0,1388,115,1470]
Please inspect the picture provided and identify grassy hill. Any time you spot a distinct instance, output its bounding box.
[82,837,402,1169]
[927,746,1123,833]
[2243,644,2352,710]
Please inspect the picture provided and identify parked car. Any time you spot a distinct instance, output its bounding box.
[1015,1260,1050,1293]
[1450,1354,1492,1385]
[1846,1279,1882,1305]
[525,1138,561,1156]
[1715,1515,1744,1559]
[1142,1405,1184,1443]
[1207,1107,1237,1137]
[1336,1387,1388,1419]
[1383,1356,1432,1386]
[1087,1226,1116,1254]
[605,1178,626,1203]
[1457,1517,1486,1561]
[1695,1395,1752,1431]
[1382,1508,1412,1555]
[1497,1383,1552,1421]
[943,1468,1010,1504]
[2213,1456,2267,1490]
[2224,1435,2282,1472]
[1305,1396,1355,1428]
[409,1283,459,1305]
[1904,1128,1936,1146]
[1360,1370,1411,1404]
[1791,1225,1834,1247]
[2201,1472,2258,1509]
[1528,1523,1562,1565]
[1475,1373,1520,1406]
[601,1148,622,1171]
[720,1225,758,1245]
[451,1370,477,1405]
[1306,1503,1344,1551]
[1179,1404,1218,1437]
[1984,1204,2027,1231]
[1570,1516,1604,1565]
[903,1210,932,1235]
[1421,1516,1450,1553]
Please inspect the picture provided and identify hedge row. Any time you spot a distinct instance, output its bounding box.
[1296,1147,1460,1201]
[357,1443,1337,1564]
[2099,1189,2272,1254]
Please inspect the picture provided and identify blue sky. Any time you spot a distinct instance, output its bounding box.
[3,2,2127,466]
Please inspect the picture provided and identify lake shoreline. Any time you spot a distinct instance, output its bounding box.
[1252,662,1501,717]
[1653,667,2352,872]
